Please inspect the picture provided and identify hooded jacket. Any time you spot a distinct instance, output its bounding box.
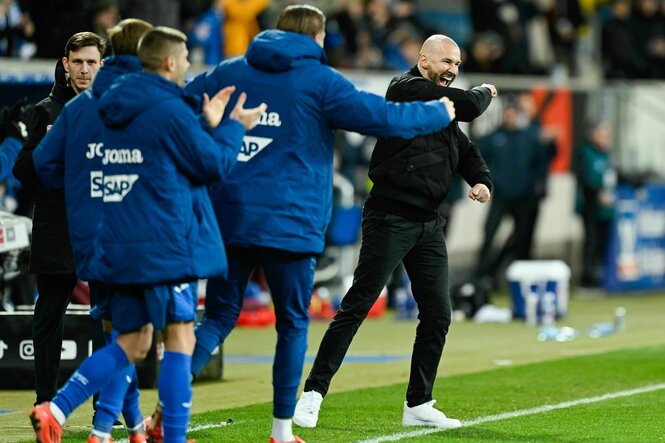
[367,65,493,221]
[96,72,244,285]
[12,59,77,273]
[185,30,453,255]
[31,55,143,280]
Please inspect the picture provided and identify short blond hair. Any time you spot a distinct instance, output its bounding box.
[108,18,153,56]
[276,5,325,38]
[137,27,187,72]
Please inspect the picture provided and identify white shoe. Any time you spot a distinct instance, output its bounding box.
[402,400,462,428]
[293,391,323,428]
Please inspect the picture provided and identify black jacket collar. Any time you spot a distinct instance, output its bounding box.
[409,64,422,78]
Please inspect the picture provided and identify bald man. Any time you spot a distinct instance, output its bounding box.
[295,34,497,429]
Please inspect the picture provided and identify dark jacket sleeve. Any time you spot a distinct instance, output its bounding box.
[12,104,49,186]
[456,129,493,192]
[389,77,492,122]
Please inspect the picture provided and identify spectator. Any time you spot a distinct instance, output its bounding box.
[0,0,35,58]
[25,1,94,59]
[469,0,534,74]
[602,0,644,79]
[223,0,269,57]
[92,0,119,43]
[546,0,585,75]
[575,121,615,288]
[630,0,665,79]
[0,99,28,177]
[117,0,180,28]
[463,31,506,74]
[473,96,548,287]
[187,0,224,65]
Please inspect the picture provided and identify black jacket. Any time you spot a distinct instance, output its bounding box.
[13,59,77,274]
[367,65,493,221]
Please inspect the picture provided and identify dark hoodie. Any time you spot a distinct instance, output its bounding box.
[13,59,78,274]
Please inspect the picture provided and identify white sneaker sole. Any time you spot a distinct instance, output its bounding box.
[293,416,317,428]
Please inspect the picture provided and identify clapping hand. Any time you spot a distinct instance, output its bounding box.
[229,92,267,131]
[202,86,236,128]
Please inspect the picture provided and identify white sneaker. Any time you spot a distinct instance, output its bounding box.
[293,391,323,428]
[402,400,462,428]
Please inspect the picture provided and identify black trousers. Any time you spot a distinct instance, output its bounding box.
[581,206,610,286]
[32,272,78,404]
[304,207,450,407]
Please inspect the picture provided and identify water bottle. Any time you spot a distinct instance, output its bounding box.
[614,307,626,331]
[537,326,578,342]
[586,323,614,338]
[540,292,557,326]
[525,291,538,327]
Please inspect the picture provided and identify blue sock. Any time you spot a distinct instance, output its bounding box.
[159,351,192,443]
[92,364,135,434]
[191,318,227,378]
[52,342,129,419]
[121,366,143,431]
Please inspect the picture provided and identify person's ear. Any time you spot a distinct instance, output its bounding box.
[62,56,69,73]
[419,54,428,69]
[314,30,325,48]
[166,54,176,72]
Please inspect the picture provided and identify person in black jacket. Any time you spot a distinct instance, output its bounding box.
[295,34,496,429]
[12,31,105,406]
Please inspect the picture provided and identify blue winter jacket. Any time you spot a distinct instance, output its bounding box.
[32,55,143,280]
[96,72,244,285]
[186,30,452,254]
[0,137,21,180]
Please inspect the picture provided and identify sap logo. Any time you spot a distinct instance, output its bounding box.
[238,136,273,162]
[90,171,103,198]
[256,112,282,127]
[85,142,103,159]
[102,148,144,165]
[102,174,139,202]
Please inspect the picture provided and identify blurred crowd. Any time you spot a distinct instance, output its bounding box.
[1,0,665,79]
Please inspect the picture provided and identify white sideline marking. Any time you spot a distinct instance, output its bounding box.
[114,420,237,443]
[358,383,665,442]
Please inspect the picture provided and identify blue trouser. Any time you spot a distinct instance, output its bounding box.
[193,246,316,418]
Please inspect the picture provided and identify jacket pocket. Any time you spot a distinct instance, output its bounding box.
[405,150,447,172]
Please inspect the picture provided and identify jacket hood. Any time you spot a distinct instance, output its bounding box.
[92,55,143,99]
[246,30,326,72]
[50,58,77,105]
[100,72,198,128]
